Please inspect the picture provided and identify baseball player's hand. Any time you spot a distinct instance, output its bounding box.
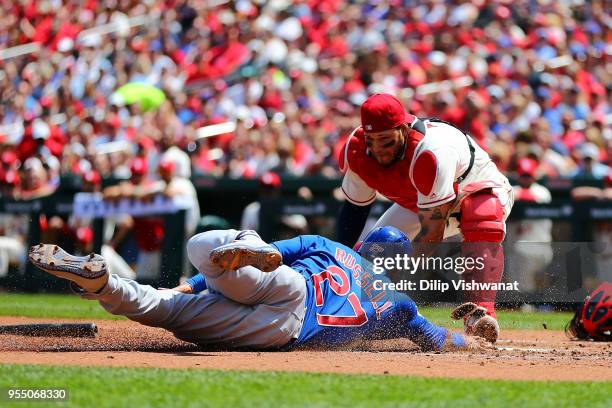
[158,284,193,294]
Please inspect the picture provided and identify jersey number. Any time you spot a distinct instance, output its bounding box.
[312,266,367,327]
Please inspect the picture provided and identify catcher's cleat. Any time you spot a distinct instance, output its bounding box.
[451,302,500,343]
[210,230,282,272]
[28,244,109,293]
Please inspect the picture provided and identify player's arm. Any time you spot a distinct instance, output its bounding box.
[337,201,372,247]
[336,168,376,247]
[163,273,208,294]
[412,202,453,256]
[183,274,206,293]
[410,146,457,255]
[335,135,377,247]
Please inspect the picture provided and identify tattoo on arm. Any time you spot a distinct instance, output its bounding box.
[417,211,429,236]
[414,204,451,243]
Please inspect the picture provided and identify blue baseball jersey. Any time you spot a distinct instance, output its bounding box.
[272,235,413,348]
[188,234,449,351]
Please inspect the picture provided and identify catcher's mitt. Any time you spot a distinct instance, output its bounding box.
[565,281,611,341]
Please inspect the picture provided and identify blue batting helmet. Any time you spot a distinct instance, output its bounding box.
[357,226,413,261]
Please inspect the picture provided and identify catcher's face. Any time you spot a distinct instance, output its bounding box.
[364,126,406,167]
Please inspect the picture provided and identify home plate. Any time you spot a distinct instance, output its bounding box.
[495,346,554,353]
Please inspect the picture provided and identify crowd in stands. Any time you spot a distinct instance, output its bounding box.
[0,0,610,201]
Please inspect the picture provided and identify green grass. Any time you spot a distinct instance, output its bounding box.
[0,293,125,320]
[1,364,609,408]
[0,294,572,329]
[420,306,573,331]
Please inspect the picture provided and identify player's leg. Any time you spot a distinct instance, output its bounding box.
[456,187,511,342]
[28,244,304,349]
[370,203,421,241]
[81,274,304,349]
[186,229,306,307]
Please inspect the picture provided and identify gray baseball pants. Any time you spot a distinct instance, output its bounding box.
[80,230,307,349]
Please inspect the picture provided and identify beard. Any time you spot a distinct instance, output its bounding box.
[374,145,404,167]
[376,156,398,167]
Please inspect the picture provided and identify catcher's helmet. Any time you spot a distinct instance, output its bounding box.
[566,281,612,341]
[581,282,612,341]
[356,226,413,261]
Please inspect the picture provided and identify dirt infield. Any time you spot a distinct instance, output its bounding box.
[0,317,610,382]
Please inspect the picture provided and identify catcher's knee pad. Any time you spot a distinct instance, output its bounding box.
[460,190,504,243]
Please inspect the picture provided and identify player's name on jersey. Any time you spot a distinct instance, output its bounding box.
[373,279,520,292]
[73,192,192,217]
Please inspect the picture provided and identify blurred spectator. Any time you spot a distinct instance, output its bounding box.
[0,148,21,199]
[101,156,199,281]
[35,169,137,279]
[160,133,192,179]
[103,157,165,280]
[153,157,200,277]
[278,214,309,240]
[241,171,282,231]
[19,157,57,200]
[0,151,25,276]
[571,171,612,284]
[0,203,27,278]
[155,158,200,237]
[570,142,610,179]
[506,158,553,293]
[80,170,137,280]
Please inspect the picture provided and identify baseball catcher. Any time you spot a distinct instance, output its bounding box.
[28,228,489,351]
[336,93,515,342]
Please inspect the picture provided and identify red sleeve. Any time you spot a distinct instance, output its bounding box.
[412,150,437,196]
[337,138,349,172]
[336,128,362,172]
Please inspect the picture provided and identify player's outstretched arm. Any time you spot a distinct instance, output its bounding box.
[336,201,372,247]
[336,162,376,247]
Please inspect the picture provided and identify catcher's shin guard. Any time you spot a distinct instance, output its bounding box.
[459,190,505,318]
